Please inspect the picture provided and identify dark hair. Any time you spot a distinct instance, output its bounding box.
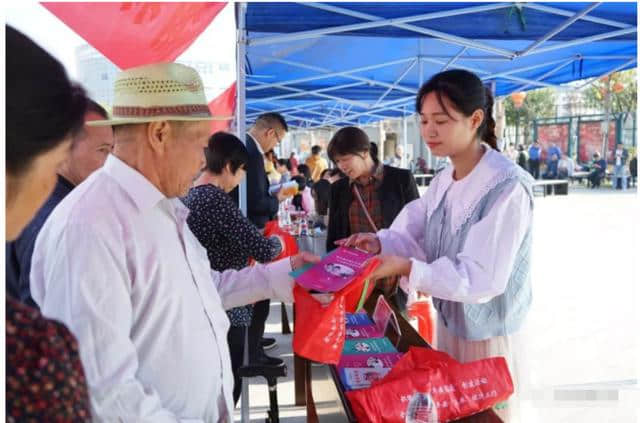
[329,168,345,179]
[297,164,311,181]
[6,26,88,176]
[320,168,331,179]
[254,112,288,132]
[327,126,379,164]
[265,149,278,164]
[415,69,498,151]
[277,158,289,168]
[311,145,322,155]
[86,99,108,119]
[204,132,249,175]
[369,142,379,163]
[292,175,307,192]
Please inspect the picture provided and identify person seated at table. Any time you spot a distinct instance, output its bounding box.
[557,153,575,179]
[542,153,559,179]
[296,163,313,188]
[291,175,315,215]
[588,152,607,188]
[183,132,285,405]
[326,126,419,309]
[276,158,291,183]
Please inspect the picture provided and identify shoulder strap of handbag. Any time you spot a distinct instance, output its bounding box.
[352,184,379,233]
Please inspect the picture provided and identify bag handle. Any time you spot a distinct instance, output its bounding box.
[351,184,379,233]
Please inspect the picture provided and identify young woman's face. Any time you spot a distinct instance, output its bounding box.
[419,92,483,158]
[6,137,72,240]
[333,152,369,180]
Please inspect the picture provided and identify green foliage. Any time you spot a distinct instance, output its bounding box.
[504,88,556,144]
[583,69,637,114]
[504,88,556,126]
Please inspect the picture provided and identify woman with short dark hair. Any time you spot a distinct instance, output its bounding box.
[6,25,91,421]
[182,131,283,404]
[326,126,419,308]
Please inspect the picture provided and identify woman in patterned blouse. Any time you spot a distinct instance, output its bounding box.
[183,132,283,404]
[6,26,91,422]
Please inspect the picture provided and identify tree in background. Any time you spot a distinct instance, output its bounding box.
[583,69,637,116]
[504,87,556,145]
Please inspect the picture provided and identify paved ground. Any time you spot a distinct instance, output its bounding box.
[235,184,639,423]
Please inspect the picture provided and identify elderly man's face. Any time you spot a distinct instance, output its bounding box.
[164,120,210,197]
[65,111,114,184]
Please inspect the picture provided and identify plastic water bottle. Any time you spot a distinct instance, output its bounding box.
[300,214,309,237]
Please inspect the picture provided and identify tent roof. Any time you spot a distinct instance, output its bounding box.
[242,2,637,129]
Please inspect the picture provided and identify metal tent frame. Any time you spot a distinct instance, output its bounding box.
[236,2,636,131]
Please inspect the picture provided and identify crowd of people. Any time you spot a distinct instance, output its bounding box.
[9,24,545,423]
[503,140,637,189]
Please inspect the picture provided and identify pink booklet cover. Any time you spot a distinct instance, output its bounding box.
[337,352,404,370]
[340,367,391,390]
[295,247,374,292]
[345,324,383,339]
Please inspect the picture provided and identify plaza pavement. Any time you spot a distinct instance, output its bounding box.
[235,184,639,423]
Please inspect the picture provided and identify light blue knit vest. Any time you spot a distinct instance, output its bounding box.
[425,168,534,341]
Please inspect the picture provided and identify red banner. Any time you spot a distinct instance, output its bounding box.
[42,2,226,69]
[208,82,236,134]
[578,121,616,163]
[537,123,569,162]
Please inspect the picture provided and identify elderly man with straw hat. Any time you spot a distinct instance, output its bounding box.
[30,63,319,422]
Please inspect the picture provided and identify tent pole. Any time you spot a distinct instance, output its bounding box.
[480,57,580,79]
[247,81,368,106]
[372,59,417,108]
[522,3,633,29]
[576,58,637,90]
[514,57,576,91]
[527,27,637,56]
[235,4,248,216]
[403,107,408,169]
[518,3,602,57]
[250,2,514,57]
[248,56,415,93]
[247,100,331,118]
[423,56,563,89]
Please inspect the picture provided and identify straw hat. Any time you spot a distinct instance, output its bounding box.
[88,62,230,126]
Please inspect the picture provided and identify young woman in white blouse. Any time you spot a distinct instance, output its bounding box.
[339,69,534,422]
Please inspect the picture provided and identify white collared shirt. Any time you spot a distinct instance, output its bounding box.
[378,146,532,304]
[31,154,294,422]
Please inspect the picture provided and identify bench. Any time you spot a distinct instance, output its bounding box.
[413,173,434,187]
[569,171,589,185]
[532,179,569,197]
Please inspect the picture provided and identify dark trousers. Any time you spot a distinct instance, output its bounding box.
[588,171,603,188]
[227,325,246,404]
[528,159,540,179]
[248,298,270,360]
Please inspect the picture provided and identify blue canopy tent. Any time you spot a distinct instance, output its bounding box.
[235,2,636,130]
